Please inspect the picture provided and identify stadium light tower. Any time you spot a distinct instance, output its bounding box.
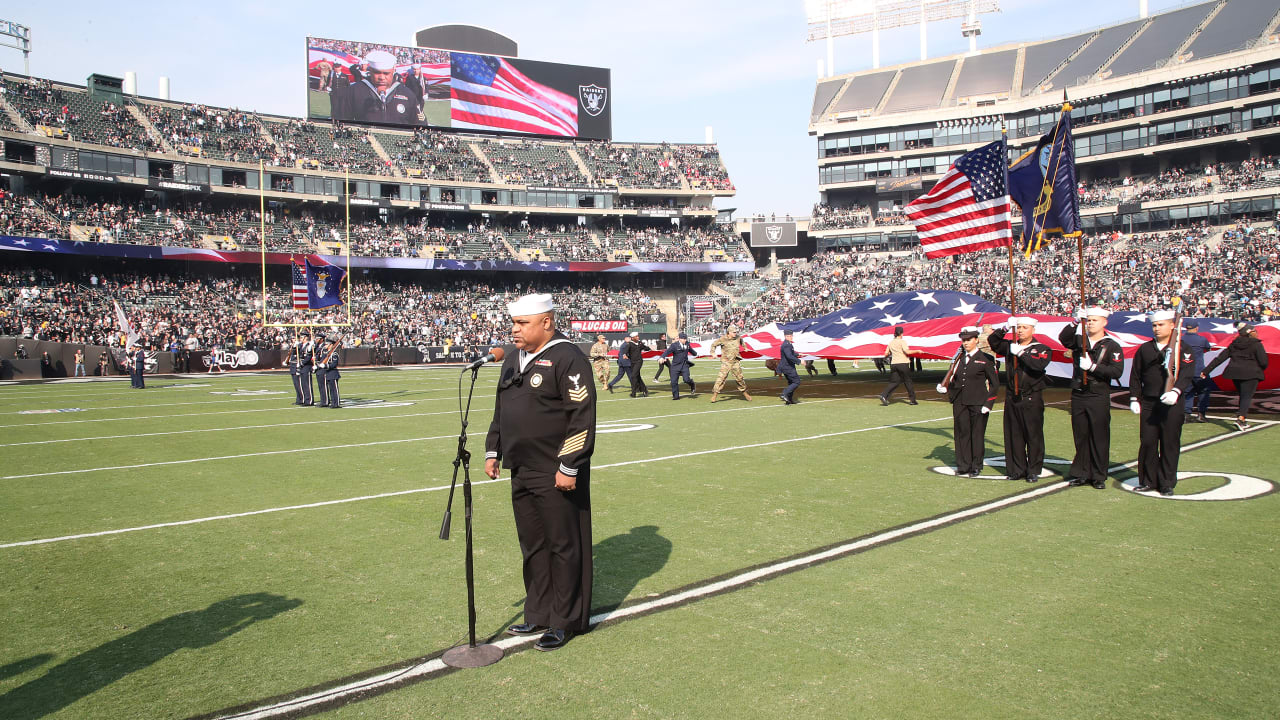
[806,0,999,71]
[0,19,31,75]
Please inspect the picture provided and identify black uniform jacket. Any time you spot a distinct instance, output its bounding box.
[335,80,424,125]
[778,340,800,373]
[947,350,998,409]
[623,340,650,365]
[486,334,597,477]
[1058,324,1123,395]
[659,340,697,368]
[1129,339,1194,400]
[1203,334,1268,381]
[987,328,1051,397]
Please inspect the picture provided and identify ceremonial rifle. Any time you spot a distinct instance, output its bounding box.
[320,338,339,368]
[1164,298,1184,395]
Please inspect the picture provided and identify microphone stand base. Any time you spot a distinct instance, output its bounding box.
[442,643,504,668]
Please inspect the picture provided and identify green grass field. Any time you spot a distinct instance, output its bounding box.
[0,363,1276,719]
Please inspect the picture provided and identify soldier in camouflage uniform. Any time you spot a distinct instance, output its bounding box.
[589,334,610,386]
[709,327,752,403]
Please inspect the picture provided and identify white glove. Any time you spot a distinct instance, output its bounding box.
[980,407,990,415]
[1130,400,1141,415]
[1160,390,1180,406]
[1009,343,1026,357]
[1076,309,1088,321]
[936,383,947,394]
[1077,355,1095,372]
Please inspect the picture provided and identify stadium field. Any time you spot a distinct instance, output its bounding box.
[0,363,1276,719]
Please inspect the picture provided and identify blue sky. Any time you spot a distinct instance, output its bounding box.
[5,0,1190,217]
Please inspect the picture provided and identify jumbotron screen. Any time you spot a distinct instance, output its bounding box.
[307,37,612,140]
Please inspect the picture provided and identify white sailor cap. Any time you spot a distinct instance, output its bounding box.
[1083,307,1111,318]
[507,293,554,317]
[1009,316,1038,326]
[364,50,397,71]
[1148,309,1177,322]
[629,331,639,338]
[959,326,981,340]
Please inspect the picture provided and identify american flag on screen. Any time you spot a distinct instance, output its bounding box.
[291,261,309,309]
[691,300,715,319]
[450,53,578,137]
[906,139,1013,259]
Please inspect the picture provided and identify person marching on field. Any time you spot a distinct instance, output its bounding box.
[321,334,342,408]
[1180,322,1213,423]
[653,333,670,380]
[777,329,802,405]
[1202,322,1269,431]
[314,333,329,408]
[709,326,752,403]
[878,326,917,406]
[605,336,631,395]
[1059,307,1124,489]
[1129,309,1195,496]
[283,338,304,405]
[658,332,698,400]
[622,332,650,397]
[938,326,997,477]
[589,334,610,387]
[986,317,1052,483]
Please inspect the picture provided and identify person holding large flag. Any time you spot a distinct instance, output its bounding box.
[1058,308,1124,489]
[986,318,1051,482]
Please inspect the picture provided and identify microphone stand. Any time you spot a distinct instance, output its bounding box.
[440,363,503,668]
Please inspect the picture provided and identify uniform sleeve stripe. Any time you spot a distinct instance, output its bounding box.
[558,429,589,456]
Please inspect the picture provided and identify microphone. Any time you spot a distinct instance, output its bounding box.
[463,346,504,370]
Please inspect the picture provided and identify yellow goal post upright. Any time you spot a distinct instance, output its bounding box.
[258,163,354,332]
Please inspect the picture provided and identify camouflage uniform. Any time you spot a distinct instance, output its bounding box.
[710,333,750,401]
[589,340,610,385]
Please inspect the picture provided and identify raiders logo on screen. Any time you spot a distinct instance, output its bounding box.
[579,84,608,117]
[765,225,783,244]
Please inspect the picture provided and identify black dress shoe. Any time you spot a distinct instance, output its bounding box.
[534,628,571,651]
[606,385,613,394]
[879,396,889,406]
[1004,476,1018,482]
[907,400,918,405]
[1160,490,1174,497]
[1067,478,1087,487]
[967,471,981,478]
[1025,476,1039,483]
[506,623,549,636]
[1091,481,1106,489]
[1133,484,1154,492]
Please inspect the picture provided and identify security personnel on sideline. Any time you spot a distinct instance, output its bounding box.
[1059,307,1124,489]
[878,326,917,406]
[132,344,147,389]
[987,317,1051,482]
[321,334,341,408]
[622,332,650,397]
[1128,309,1195,496]
[298,333,315,406]
[484,294,595,652]
[658,332,698,399]
[938,327,997,477]
[778,329,802,405]
[709,326,752,403]
[283,339,304,405]
[589,334,610,387]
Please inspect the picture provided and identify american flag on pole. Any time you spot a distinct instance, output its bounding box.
[291,261,309,309]
[691,300,715,319]
[906,139,1013,259]
[450,53,578,137]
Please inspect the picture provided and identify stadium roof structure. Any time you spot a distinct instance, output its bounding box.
[810,0,1280,128]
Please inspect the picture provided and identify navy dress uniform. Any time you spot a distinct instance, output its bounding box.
[485,294,596,649]
[623,333,650,397]
[778,331,802,405]
[133,346,147,389]
[285,342,305,405]
[1128,309,1195,496]
[658,332,698,399]
[321,336,341,408]
[939,327,998,477]
[314,339,330,408]
[1058,308,1124,488]
[606,341,631,394]
[987,318,1052,482]
[333,51,425,126]
[298,335,315,406]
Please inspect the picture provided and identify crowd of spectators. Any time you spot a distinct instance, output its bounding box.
[696,220,1278,335]
[809,202,871,231]
[140,103,277,163]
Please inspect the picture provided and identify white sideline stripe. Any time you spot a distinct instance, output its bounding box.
[209,483,1064,720]
[0,398,846,480]
[206,422,1274,720]
[0,401,898,547]
[0,387,464,415]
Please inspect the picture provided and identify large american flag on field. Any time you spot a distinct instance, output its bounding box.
[450,53,578,137]
[291,261,309,309]
[906,139,1013,259]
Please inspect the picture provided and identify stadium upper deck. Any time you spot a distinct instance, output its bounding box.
[809,0,1280,246]
[0,70,734,223]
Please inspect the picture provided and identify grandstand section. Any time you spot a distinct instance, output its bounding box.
[809,0,1280,251]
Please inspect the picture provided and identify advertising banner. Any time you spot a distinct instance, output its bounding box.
[570,319,629,333]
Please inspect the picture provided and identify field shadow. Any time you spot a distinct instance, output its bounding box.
[0,592,302,719]
[0,655,53,683]
[591,525,673,615]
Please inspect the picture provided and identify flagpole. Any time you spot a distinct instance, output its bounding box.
[345,168,352,327]
[259,160,268,330]
[1003,126,1020,396]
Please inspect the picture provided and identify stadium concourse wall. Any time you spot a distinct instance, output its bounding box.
[0,235,754,274]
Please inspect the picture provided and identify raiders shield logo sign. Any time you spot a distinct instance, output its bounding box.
[579,84,608,117]
[765,225,783,244]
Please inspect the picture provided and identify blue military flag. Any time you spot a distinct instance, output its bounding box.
[1008,106,1080,257]
[304,258,347,310]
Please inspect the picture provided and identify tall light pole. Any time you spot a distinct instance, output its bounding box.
[0,19,31,75]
